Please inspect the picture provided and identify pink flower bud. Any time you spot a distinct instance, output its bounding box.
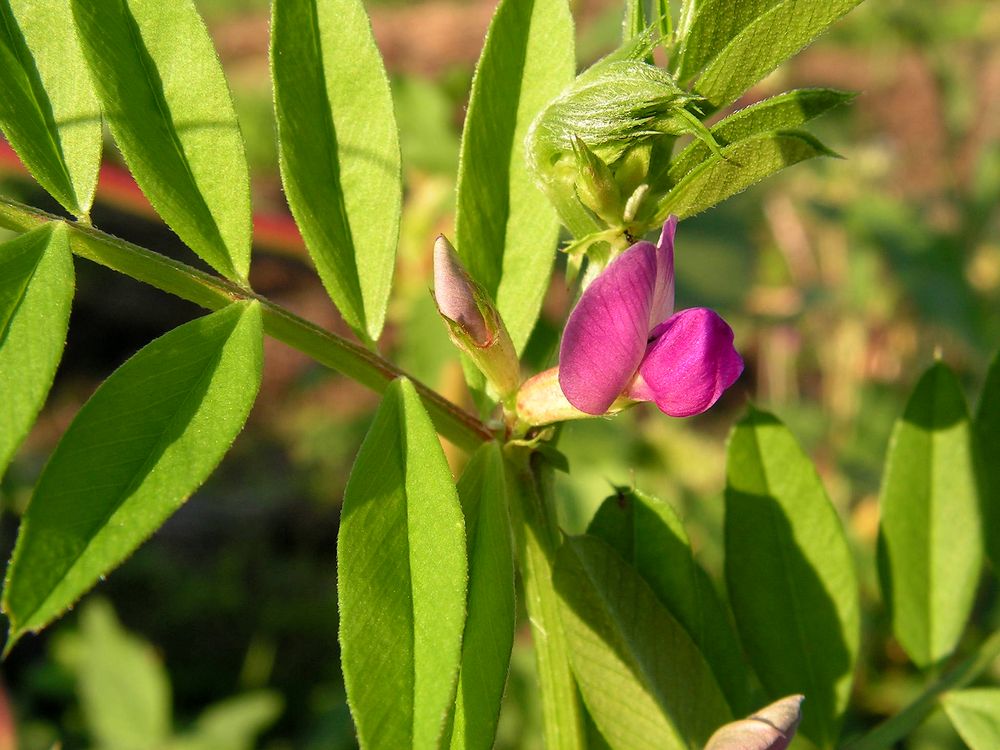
[704,695,804,750]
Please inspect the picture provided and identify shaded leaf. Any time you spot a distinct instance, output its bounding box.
[2,302,263,648]
[554,534,731,750]
[974,349,1000,572]
[725,408,859,748]
[878,362,982,667]
[0,224,73,478]
[941,689,1000,750]
[444,442,515,750]
[272,0,401,343]
[667,88,854,184]
[455,0,574,352]
[71,0,251,281]
[588,487,750,714]
[692,0,864,110]
[656,131,836,221]
[0,0,101,217]
[338,378,467,749]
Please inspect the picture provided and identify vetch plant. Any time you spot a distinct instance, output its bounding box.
[0,0,998,748]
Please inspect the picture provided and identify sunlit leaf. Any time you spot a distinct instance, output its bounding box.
[338,378,467,749]
[70,0,251,281]
[725,408,859,748]
[667,88,853,184]
[554,535,731,750]
[690,0,864,110]
[974,349,1000,572]
[444,442,515,750]
[272,0,401,343]
[878,362,982,667]
[0,224,73,478]
[455,0,574,352]
[941,689,1000,750]
[2,302,263,649]
[0,0,101,217]
[656,131,836,221]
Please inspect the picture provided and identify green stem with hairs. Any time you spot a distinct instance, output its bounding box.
[505,444,586,750]
[0,196,493,452]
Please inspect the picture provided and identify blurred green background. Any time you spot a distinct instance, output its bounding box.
[1,0,998,747]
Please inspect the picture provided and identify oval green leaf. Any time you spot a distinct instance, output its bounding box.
[0,224,73,478]
[656,130,836,221]
[444,441,515,750]
[941,689,1000,750]
[0,0,101,217]
[666,88,854,186]
[70,0,251,281]
[554,535,731,750]
[974,349,1000,572]
[690,0,863,110]
[2,301,263,649]
[725,408,859,748]
[588,488,750,714]
[271,0,401,343]
[455,0,574,353]
[878,362,982,668]
[338,378,468,749]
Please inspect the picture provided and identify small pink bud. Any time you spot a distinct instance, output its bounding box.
[434,236,491,346]
[704,695,804,750]
[433,235,521,400]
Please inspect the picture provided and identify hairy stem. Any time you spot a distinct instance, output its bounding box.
[842,628,1000,750]
[0,196,493,451]
[505,445,586,750]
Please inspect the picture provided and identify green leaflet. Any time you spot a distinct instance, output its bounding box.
[455,0,574,353]
[0,0,101,218]
[554,535,731,750]
[941,689,1000,750]
[444,442,515,750]
[70,0,251,282]
[588,488,750,714]
[2,301,263,650]
[692,0,865,110]
[0,224,73,479]
[55,598,282,750]
[656,130,836,222]
[666,89,854,185]
[878,362,982,668]
[675,0,779,84]
[55,599,172,748]
[338,378,468,749]
[974,349,1000,571]
[271,0,401,343]
[725,408,859,748]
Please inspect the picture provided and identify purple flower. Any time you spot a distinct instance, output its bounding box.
[558,216,743,417]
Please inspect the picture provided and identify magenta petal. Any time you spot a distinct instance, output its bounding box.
[650,216,677,326]
[559,241,661,414]
[629,307,743,417]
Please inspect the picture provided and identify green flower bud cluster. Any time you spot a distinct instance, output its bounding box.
[525,36,722,267]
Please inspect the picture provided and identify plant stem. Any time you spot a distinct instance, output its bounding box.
[505,445,586,750]
[842,628,1000,750]
[0,196,493,452]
